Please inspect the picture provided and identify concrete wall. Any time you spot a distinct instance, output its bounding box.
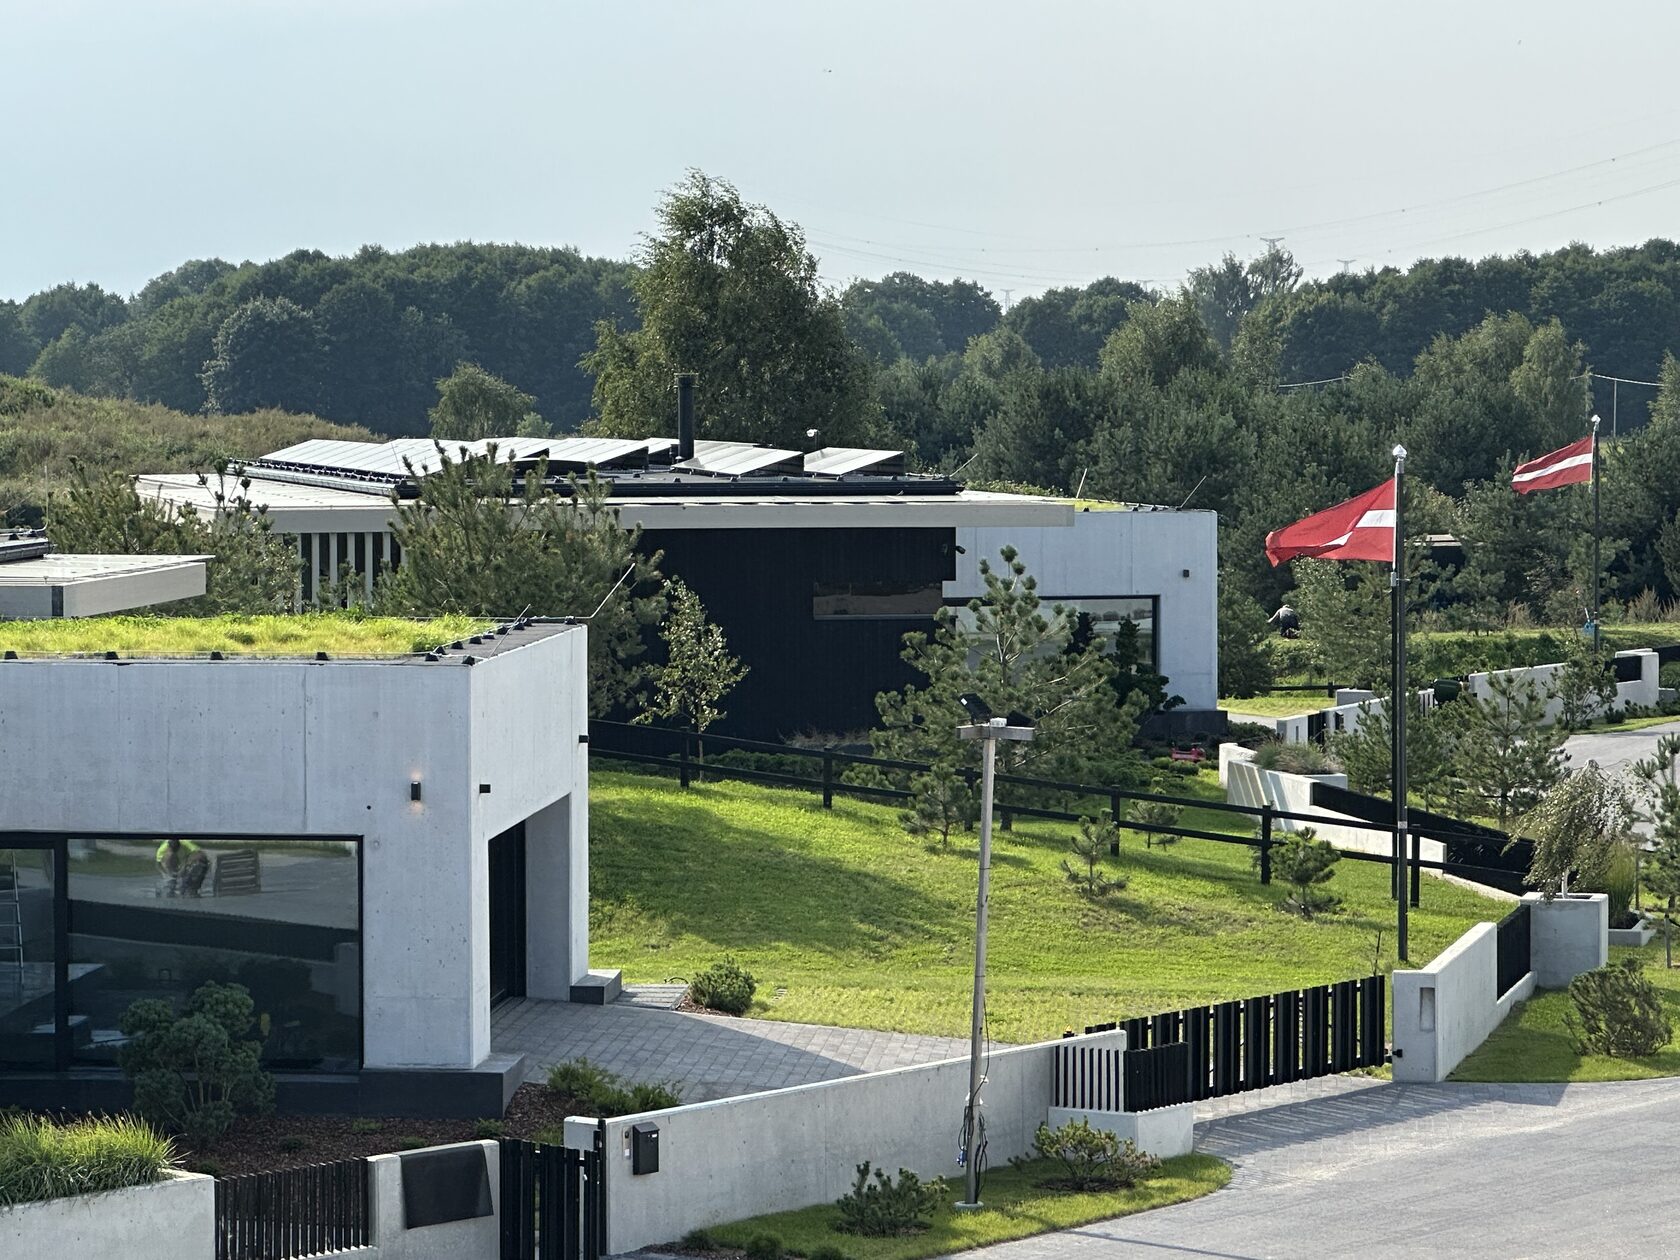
[1465,649,1658,724]
[0,627,590,1071]
[591,1029,1128,1254]
[1391,923,1535,1083]
[950,509,1219,711]
[1526,893,1609,988]
[362,1141,499,1260]
[0,1171,214,1260]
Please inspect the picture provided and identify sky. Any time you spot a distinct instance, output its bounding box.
[6,0,1680,304]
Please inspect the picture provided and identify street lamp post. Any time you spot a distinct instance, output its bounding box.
[955,711,1034,1210]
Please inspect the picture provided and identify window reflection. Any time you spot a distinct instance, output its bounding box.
[0,847,55,1067]
[66,839,360,1070]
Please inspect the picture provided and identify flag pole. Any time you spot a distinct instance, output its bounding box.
[1591,414,1602,657]
[1391,444,1409,961]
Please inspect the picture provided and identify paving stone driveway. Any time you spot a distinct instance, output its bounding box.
[493,996,968,1100]
[944,1075,1680,1259]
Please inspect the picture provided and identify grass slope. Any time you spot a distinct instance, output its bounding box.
[0,376,374,525]
[1453,941,1680,1083]
[704,1155,1229,1260]
[0,613,491,658]
[589,769,1509,1043]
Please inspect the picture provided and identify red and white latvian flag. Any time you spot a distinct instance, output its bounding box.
[1265,479,1396,567]
[1512,434,1594,494]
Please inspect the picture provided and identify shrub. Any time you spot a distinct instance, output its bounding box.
[1662,661,1680,692]
[0,1113,175,1207]
[1566,958,1673,1058]
[395,1135,428,1151]
[472,1119,507,1139]
[118,981,275,1148]
[277,1135,307,1153]
[349,1118,384,1134]
[545,1057,683,1117]
[680,1229,718,1252]
[1250,740,1337,775]
[833,1161,945,1236]
[808,1248,849,1260]
[690,956,757,1015]
[744,1234,784,1260]
[1016,1118,1159,1191]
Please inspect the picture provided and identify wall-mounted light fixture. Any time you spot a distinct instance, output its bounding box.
[410,778,423,803]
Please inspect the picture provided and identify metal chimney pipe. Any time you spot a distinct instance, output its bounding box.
[676,373,697,461]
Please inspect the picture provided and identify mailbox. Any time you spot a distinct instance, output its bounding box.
[631,1122,660,1175]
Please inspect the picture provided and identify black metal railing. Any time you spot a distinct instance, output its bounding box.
[1084,975,1386,1111]
[589,719,1531,890]
[500,1134,605,1260]
[214,1159,370,1260]
[1496,903,1532,998]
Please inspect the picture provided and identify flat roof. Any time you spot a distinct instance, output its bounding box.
[0,613,505,659]
[136,472,1076,532]
[0,552,212,620]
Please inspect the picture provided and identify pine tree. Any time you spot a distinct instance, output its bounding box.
[1330,693,1460,808]
[1449,673,1566,826]
[1132,800,1182,849]
[871,546,1147,838]
[1634,735,1680,967]
[900,758,977,849]
[1062,815,1125,897]
[1271,828,1341,918]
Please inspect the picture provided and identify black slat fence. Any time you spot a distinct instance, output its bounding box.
[1496,903,1531,998]
[214,1159,370,1260]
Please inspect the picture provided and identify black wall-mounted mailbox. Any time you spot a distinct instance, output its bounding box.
[631,1122,660,1175]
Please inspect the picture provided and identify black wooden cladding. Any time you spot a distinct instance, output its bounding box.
[213,1159,369,1260]
[1096,976,1386,1111]
[1053,1042,1124,1111]
[1497,903,1532,998]
[1124,1042,1193,1111]
[500,1137,604,1260]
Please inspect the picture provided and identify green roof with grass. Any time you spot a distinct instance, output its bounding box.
[0,613,494,658]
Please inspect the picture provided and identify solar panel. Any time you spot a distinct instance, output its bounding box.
[674,441,804,478]
[538,438,653,470]
[803,447,906,477]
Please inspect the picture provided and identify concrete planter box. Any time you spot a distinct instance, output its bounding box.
[0,1170,214,1260]
[1523,892,1610,988]
[1609,917,1657,948]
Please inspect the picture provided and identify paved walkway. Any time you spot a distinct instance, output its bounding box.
[493,996,968,1101]
[944,1076,1680,1259]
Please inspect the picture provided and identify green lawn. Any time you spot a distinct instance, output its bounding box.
[589,768,1509,1043]
[1452,941,1680,1082]
[1221,691,1332,717]
[703,1155,1229,1260]
[0,613,492,658]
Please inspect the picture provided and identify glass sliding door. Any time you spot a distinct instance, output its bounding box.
[0,845,59,1068]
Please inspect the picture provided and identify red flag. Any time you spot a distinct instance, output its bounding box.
[1512,434,1593,494]
[1265,479,1396,567]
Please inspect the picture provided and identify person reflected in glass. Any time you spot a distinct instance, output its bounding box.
[156,838,209,898]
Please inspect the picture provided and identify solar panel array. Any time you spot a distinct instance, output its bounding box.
[252,436,910,485]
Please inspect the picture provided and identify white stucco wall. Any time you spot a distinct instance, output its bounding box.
[592,1029,1127,1254]
[1465,649,1658,724]
[0,625,590,1071]
[1391,922,1535,1083]
[949,509,1219,711]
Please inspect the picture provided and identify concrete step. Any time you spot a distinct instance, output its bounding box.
[569,969,623,1005]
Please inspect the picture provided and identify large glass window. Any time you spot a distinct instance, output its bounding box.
[813,580,945,619]
[0,846,57,1068]
[945,596,1157,669]
[66,838,361,1070]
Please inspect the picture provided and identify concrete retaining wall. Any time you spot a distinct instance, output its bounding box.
[360,1141,499,1260]
[592,1029,1134,1254]
[1391,923,1534,1083]
[0,1171,214,1260]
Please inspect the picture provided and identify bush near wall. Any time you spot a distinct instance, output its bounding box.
[0,1114,176,1207]
[1264,625,1680,683]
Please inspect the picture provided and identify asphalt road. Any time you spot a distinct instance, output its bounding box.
[943,1078,1680,1259]
[1562,717,1680,777]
